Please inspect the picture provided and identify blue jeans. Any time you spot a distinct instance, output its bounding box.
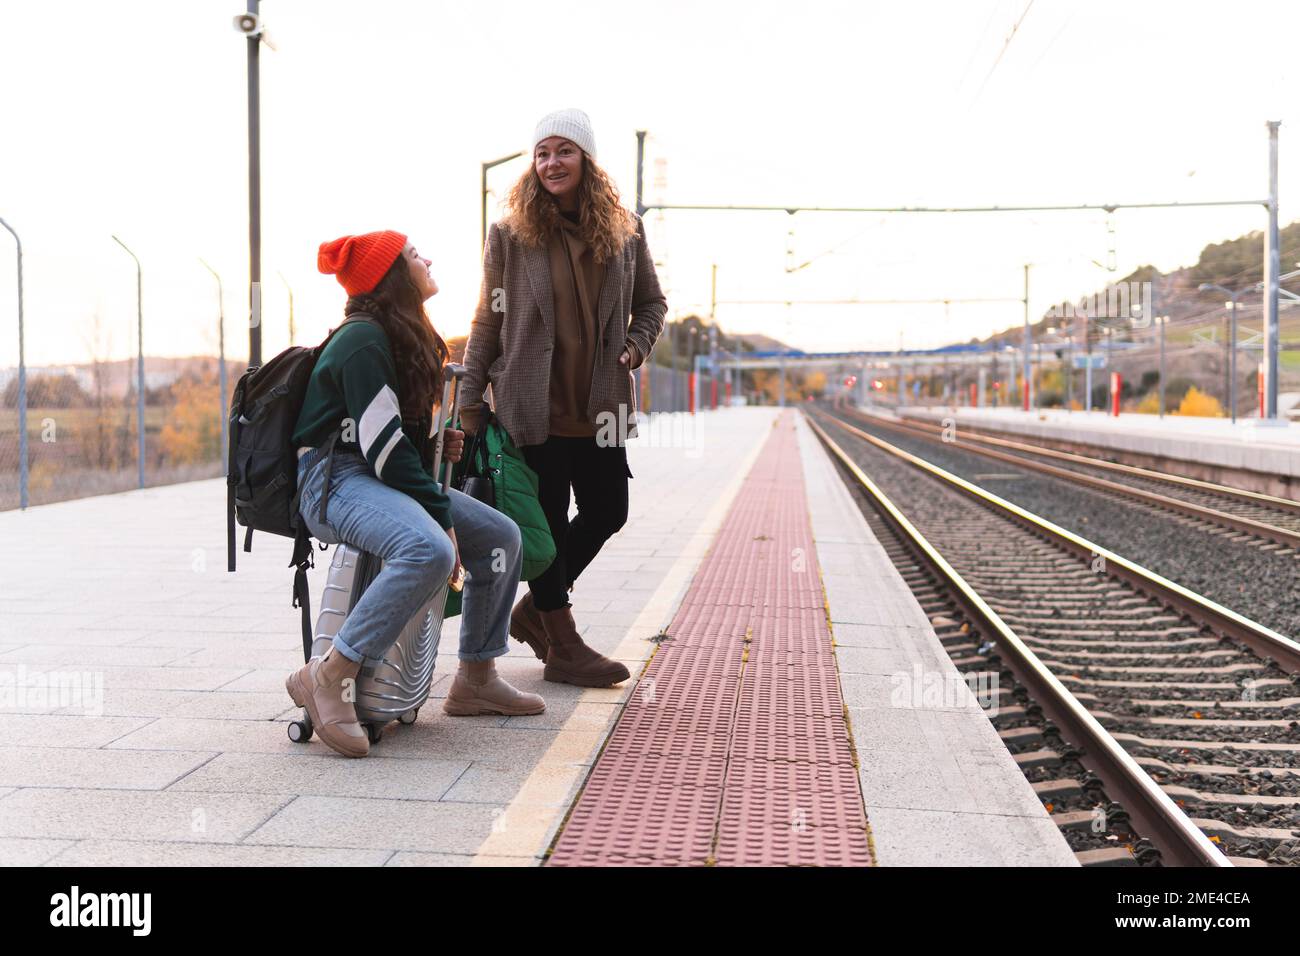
[296,447,522,664]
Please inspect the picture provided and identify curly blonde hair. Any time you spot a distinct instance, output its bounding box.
[501,150,637,263]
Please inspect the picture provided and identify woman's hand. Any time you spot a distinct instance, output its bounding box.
[442,427,465,463]
[459,404,482,437]
[618,341,642,368]
[445,526,464,588]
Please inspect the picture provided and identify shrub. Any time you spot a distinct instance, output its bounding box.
[1135,391,1161,414]
[159,377,222,465]
[1176,386,1224,418]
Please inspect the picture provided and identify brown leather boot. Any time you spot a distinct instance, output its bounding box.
[443,659,546,716]
[509,591,549,662]
[540,606,630,687]
[285,646,369,758]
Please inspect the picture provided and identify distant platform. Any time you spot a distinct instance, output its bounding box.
[893,404,1300,494]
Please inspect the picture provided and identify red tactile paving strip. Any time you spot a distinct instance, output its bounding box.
[547,412,874,867]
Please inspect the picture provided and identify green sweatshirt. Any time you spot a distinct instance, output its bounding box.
[292,318,453,530]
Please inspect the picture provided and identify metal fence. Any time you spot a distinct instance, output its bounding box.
[1,359,733,513]
[635,363,724,414]
[0,359,233,511]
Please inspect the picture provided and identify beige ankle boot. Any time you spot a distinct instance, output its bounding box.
[285,645,369,758]
[443,659,546,717]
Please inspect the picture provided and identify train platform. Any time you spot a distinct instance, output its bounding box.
[0,406,1074,867]
[896,404,1300,491]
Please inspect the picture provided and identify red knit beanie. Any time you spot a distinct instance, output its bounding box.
[317,231,407,296]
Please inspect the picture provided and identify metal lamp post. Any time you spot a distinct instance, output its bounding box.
[482,152,524,252]
[243,1,263,367]
[1157,313,1168,418]
[0,217,26,508]
[1021,263,1031,410]
[234,3,280,368]
[112,235,146,489]
[200,259,228,470]
[688,326,699,411]
[277,271,294,345]
[1199,282,1244,423]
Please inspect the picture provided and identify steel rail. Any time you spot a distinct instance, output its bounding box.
[804,409,1232,868]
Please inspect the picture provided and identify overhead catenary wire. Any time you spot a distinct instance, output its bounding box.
[969,0,1037,108]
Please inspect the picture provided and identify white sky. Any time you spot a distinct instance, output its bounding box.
[0,0,1295,367]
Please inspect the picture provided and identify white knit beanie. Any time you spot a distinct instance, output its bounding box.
[532,108,596,160]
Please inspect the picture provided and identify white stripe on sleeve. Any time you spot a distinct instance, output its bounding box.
[358,384,401,456]
[373,427,404,477]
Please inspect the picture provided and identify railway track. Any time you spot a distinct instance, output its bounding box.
[805,405,1300,867]
[840,403,1300,551]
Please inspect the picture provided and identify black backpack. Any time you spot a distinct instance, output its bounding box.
[226,313,374,657]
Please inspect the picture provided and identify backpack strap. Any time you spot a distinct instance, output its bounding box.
[316,429,343,526]
[289,523,315,662]
[227,482,237,571]
[226,377,246,573]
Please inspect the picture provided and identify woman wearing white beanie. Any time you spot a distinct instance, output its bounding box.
[460,108,667,687]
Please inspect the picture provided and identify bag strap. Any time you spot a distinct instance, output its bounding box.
[226,377,246,573]
[456,415,491,490]
[315,430,343,526]
[227,482,237,572]
[289,523,315,662]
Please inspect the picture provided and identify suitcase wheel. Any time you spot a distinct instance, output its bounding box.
[365,723,384,744]
[287,717,313,743]
[398,708,419,726]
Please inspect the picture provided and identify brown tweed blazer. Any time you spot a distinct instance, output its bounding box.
[461,213,667,448]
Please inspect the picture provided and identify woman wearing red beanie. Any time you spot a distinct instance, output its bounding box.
[461,108,667,687]
[286,231,544,759]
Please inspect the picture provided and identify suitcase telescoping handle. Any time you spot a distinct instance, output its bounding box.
[441,364,468,490]
[429,363,468,493]
[429,363,468,593]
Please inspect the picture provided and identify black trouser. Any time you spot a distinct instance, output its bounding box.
[522,435,632,612]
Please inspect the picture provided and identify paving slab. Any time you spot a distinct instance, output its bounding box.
[0,838,76,866]
[165,751,471,801]
[0,746,214,790]
[0,714,155,748]
[0,788,292,844]
[242,795,504,855]
[864,805,1079,867]
[45,840,393,867]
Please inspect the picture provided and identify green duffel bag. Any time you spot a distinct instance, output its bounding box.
[442,410,556,619]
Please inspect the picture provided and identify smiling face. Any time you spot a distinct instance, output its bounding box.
[403,241,437,300]
[534,136,584,209]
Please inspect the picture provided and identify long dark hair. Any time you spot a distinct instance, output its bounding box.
[344,254,448,423]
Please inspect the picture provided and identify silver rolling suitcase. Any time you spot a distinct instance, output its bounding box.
[288,364,467,746]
